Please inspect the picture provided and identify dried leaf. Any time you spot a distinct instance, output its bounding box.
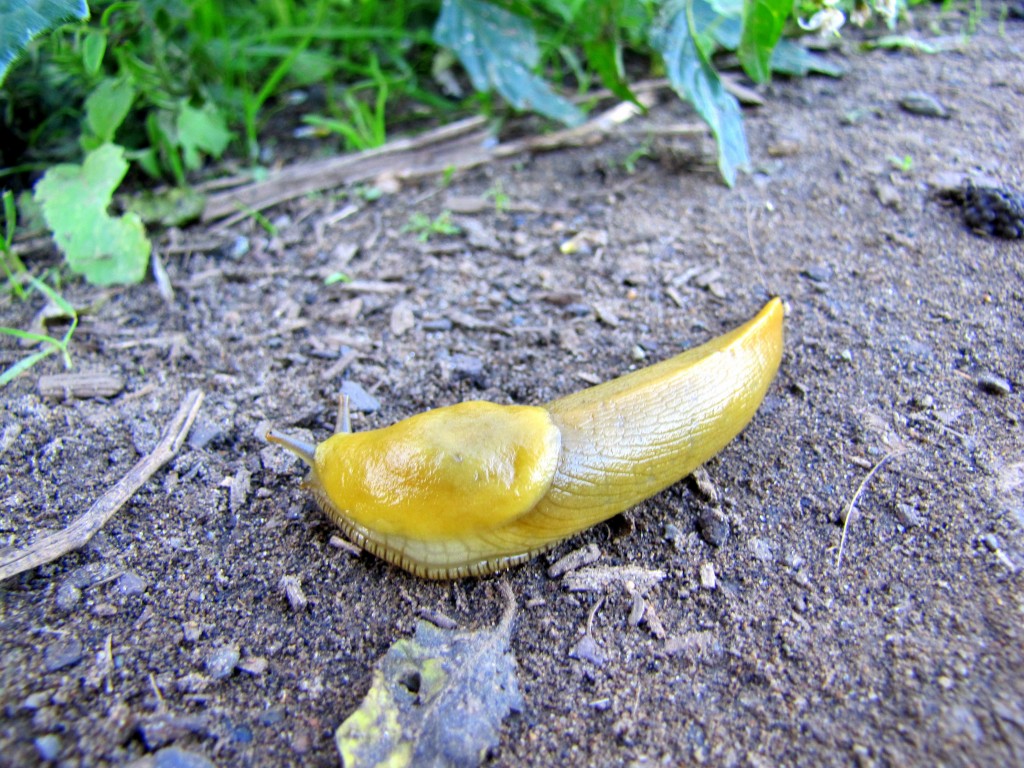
[337,592,522,768]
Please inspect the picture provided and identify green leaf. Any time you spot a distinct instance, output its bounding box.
[34,143,151,286]
[337,599,522,768]
[176,100,232,171]
[127,187,206,227]
[0,0,89,85]
[738,0,790,83]
[84,77,136,145]
[584,37,639,106]
[0,347,56,387]
[433,0,584,126]
[81,28,105,75]
[651,1,749,186]
[770,39,844,78]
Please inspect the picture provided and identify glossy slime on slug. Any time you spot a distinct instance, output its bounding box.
[267,297,784,578]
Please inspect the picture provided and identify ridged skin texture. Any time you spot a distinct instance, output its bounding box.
[298,298,784,578]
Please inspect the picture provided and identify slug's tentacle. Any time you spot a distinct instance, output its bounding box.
[268,297,785,579]
[266,430,317,467]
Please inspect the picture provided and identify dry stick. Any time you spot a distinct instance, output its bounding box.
[835,451,901,573]
[202,96,656,225]
[0,389,204,582]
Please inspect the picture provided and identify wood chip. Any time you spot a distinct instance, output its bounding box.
[547,543,601,578]
[279,575,308,611]
[337,279,408,295]
[226,470,251,516]
[238,656,269,676]
[390,301,416,336]
[699,562,717,590]
[38,373,125,400]
[446,195,490,214]
[690,467,720,505]
[563,565,666,596]
[592,302,620,328]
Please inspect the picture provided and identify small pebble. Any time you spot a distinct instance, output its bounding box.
[341,380,381,412]
[697,508,730,548]
[977,372,1011,396]
[875,183,901,210]
[422,318,453,332]
[260,444,301,475]
[182,621,202,643]
[153,746,217,768]
[43,637,84,672]
[895,503,922,528]
[748,537,774,563]
[912,393,934,410]
[55,582,82,611]
[227,236,250,260]
[205,643,240,679]
[449,353,486,388]
[187,421,227,450]
[279,575,308,611]
[390,301,416,337]
[569,633,606,667]
[564,302,592,317]
[899,91,949,118]
[116,571,147,597]
[238,656,269,676]
[35,734,62,762]
[257,709,285,726]
[802,264,833,283]
[699,562,717,590]
[64,561,115,589]
[22,691,49,711]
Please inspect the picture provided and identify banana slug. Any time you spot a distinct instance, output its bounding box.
[267,297,783,579]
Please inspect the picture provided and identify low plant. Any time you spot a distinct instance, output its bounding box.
[404,210,461,241]
[1,0,904,288]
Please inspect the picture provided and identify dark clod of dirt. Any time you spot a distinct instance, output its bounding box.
[962,181,1024,238]
[697,508,730,548]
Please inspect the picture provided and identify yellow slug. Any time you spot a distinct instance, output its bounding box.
[267,297,784,579]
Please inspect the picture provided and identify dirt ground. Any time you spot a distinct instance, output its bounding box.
[2,6,1023,767]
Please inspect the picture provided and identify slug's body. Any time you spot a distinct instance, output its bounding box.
[268,298,784,578]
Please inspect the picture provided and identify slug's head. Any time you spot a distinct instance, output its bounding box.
[267,401,561,544]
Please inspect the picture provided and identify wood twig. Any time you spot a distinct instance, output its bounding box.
[0,389,204,582]
[201,95,655,224]
[835,451,901,572]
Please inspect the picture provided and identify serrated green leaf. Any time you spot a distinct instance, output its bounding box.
[176,100,232,171]
[34,143,151,286]
[0,0,89,85]
[739,0,790,83]
[85,78,136,144]
[337,603,522,768]
[434,0,584,126]
[651,1,749,186]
